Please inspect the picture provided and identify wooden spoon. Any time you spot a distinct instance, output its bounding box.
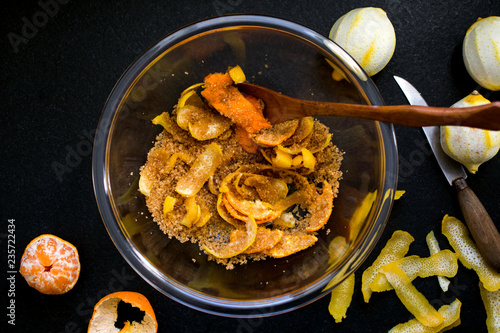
[237,83,500,130]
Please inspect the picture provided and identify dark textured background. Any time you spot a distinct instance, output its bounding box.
[2,1,500,332]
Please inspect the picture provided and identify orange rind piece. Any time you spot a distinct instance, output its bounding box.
[201,71,271,134]
[224,191,282,223]
[380,262,444,327]
[361,230,414,303]
[328,273,355,323]
[306,181,333,232]
[265,233,318,258]
[233,227,284,254]
[441,214,500,292]
[20,234,80,295]
[388,299,462,333]
[252,119,300,147]
[282,116,315,146]
[88,291,157,333]
[203,216,258,259]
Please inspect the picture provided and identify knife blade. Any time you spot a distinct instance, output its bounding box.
[394,76,500,271]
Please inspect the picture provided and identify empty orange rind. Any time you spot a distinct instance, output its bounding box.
[19,234,80,295]
[88,291,157,333]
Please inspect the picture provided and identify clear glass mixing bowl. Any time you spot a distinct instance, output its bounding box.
[92,14,398,317]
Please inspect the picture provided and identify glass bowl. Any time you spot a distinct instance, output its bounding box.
[92,14,398,317]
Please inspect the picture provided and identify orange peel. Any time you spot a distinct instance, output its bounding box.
[252,118,300,147]
[19,234,80,295]
[240,227,284,254]
[265,233,317,258]
[203,216,258,259]
[306,182,333,232]
[87,291,157,333]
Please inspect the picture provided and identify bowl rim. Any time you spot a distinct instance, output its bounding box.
[92,13,398,318]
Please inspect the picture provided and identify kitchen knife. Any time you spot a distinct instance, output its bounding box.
[394,76,500,271]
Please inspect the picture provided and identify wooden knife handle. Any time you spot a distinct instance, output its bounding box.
[454,178,500,271]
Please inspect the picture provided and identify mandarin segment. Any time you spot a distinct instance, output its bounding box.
[20,234,80,295]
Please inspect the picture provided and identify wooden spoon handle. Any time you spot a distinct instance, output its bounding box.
[299,101,500,130]
[454,178,500,271]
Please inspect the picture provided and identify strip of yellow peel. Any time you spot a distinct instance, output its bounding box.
[388,299,461,333]
[380,262,444,327]
[361,230,414,302]
[369,250,459,292]
[441,215,500,292]
[479,281,500,332]
[426,231,451,292]
[328,273,355,323]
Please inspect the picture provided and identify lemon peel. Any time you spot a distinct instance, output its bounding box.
[361,230,414,302]
[328,273,355,323]
[380,262,444,327]
[479,281,500,331]
[441,215,500,292]
[388,299,462,333]
[463,16,500,91]
[328,7,396,77]
[440,91,500,174]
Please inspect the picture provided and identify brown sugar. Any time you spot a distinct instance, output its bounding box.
[139,71,343,269]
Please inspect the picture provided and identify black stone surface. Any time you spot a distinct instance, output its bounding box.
[2,1,500,332]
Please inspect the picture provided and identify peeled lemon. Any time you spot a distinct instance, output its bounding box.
[328,7,396,78]
[440,91,500,174]
[463,16,500,91]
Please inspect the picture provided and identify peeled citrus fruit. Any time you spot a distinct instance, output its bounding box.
[329,7,396,77]
[440,91,500,174]
[463,16,500,91]
[88,291,158,333]
[20,234,80,295]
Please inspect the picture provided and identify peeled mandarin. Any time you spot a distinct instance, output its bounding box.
[463,16,500,91]
[440,91,500,174]
[329,7,396,77]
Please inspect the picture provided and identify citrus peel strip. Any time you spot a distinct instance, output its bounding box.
[379,262,444,327]
[369,250,459,292]
[203,216,258,259]
[426,230,451,292]
[388,299,461,333]
[479,281,500,332]
[441,214,500,291]
[361,230,414,302]
[328,273,355,323]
